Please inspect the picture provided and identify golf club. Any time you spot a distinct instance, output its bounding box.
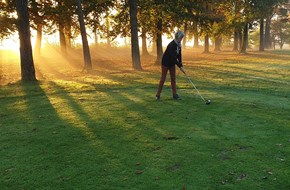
[184,73,211,105]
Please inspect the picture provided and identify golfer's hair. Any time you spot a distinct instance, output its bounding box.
[175,31,184,40]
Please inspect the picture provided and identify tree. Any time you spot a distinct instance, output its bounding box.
[253,0,287,51]
[265,16,272,49]
[198,0,224,53]
[29,0,51,58]
[47,0,76,56]
[240,23,248,53]
[15,0,36,81]
[272,18,290,49]
[271,1,290,48]
[141,27,149,56]
[84,0,114,48]
[129,0,142,70]
[259,18,265,51]
[239,0,255,54]
[76,0,92,71]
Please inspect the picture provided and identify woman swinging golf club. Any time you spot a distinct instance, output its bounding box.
[156,31,186,101]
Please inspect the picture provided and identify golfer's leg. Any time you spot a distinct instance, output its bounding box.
[169,66,177,95]
[156,66,168,97]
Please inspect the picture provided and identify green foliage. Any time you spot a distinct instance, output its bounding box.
[0,0,289,47]
[83,0,115,35]
[0,1,17,38]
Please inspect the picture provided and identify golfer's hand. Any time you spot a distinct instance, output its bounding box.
[180,67,186,74]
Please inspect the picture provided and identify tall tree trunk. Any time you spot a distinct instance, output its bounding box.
[65,22,72,51]
[129,0,142,70]
[193,22,199,48]
[124,37,128,46]
[238,30,243,50]
[214,36,222,52]
[233,29,239,51]
[94,28,99,49]
[59,23,67,56]
[57,1,67,56]
[273,37,276,49]
[182,22,188,48]
[105,14,111,48]
[151,36,156,53]
[34,23,42,59]
[259,18,265,51]
[155,18,163,64]
[141,28,149,56]
[203,34,210,53]
[265,16,272,49]
[16,0,36,81]
[76,0,92,71]
[240,23,248,54]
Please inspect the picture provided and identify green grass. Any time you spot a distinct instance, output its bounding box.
[1,49,290,189]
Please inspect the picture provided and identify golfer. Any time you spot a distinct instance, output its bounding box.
[156,31,186,101]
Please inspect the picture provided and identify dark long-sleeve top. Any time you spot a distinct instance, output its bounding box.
[161,40,183,68]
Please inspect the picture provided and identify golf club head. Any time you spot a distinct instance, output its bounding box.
[205,99,211,105]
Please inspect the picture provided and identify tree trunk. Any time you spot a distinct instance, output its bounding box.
[155,18,163,64]
[94,28,99,49]
[279,40,283,49]
[259,18,265,51]
[265,16,272,49]
[129,0,142,70]
[57,1,67,56]
[203,34,210,53]
[240,23,248,54]
[59,23,67,56]
[15,0,36,81]
[214,36,222,52]
[34,23,42,59]
[105,14,111,48]
[151,36,156,53]
[193,23,199,48]
[76,0,92,71]
[182,22,188,48]
[141,28,149,56]
[65,22,72,51]
[233,29,239,51]
[239,30,243,50]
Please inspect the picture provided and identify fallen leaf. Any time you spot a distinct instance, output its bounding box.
[136,170,143,174]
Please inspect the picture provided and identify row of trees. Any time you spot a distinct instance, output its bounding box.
[0,0,289,81]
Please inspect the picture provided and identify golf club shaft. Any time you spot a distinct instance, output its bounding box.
[185,74,206,102]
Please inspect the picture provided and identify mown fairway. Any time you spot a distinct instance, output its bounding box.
[1,48,290,189]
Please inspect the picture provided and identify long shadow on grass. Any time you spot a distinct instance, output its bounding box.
[248,51,290,62]
[46,81,190,189]
[1,81,144,189]
[46,78,235,189]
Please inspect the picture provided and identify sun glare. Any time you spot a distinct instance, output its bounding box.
[0,38,19,51]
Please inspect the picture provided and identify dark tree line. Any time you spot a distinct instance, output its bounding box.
[0,0,289,81]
